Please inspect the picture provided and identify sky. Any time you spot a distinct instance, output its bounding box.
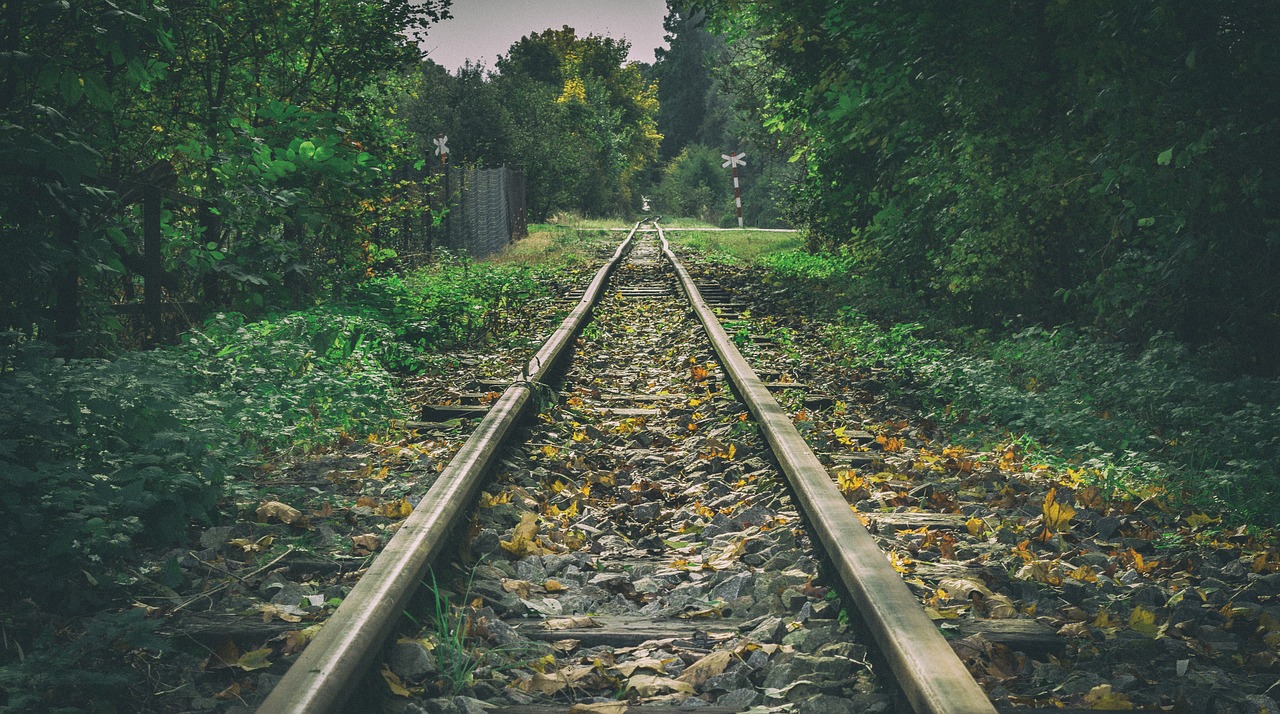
[420,0,671,71]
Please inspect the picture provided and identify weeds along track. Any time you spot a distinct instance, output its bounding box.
[258,223,995,713]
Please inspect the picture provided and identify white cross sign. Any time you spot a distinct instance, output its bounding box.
[433,135,449,156]
[721,152,746,168]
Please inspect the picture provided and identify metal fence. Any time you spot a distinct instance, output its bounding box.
[374,165,527,265]
[442,166,527,259]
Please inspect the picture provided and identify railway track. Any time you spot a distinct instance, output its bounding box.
[258,222,998,713]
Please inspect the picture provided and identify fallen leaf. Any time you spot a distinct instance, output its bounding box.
[628,673,696,697]
[350,534,381,555]
[550,638,580,652]
[501,512,554,556]
[616,656,674,676]
[1083,683,1134,710]
[501,578,533,598]
[965,517,986,536]
[513,671,569,695]
[257,500,305,525]
[213,681,243,701]
[544,616,600,630]
[205,639,241,670]
[677,649,733,687]
[283,624,323,654]
[1041,488,1075,534]
[235,648,273,671]
[228,535,274,553]
[381,664,411,697]
[569,703,627,714]
[1128,605,1162,638]
[258,603,303,623]
[544,579,566,592]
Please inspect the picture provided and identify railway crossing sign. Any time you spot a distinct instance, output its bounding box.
[721,151,747,228]
[433,135,449,163]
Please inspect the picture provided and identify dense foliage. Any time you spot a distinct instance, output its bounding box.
[0,0,450,351]
[699,1,1280,372]
[0,258,554,614]
[407,27,660,220]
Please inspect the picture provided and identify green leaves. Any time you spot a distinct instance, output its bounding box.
[1156,147,1174,166]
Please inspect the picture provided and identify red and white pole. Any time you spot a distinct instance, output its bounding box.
[721,151,747,228]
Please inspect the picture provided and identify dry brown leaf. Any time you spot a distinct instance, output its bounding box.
[501,578,533,598]
[569,703,627,714]
[350,533,381,555]
[204,639,240,670]
[544,579,566,592]
[257,500,304,525]
[544,616,601,630]
[938,577,993,599]
[257,603,303,623]
[627,673,696,697]
[512,671,569,695]
[983,593,1018,619]
[703,539,745,570]
[550,638,581,652]
[213,681,243,701]
[676,649,732,687]
[615,656,674,677]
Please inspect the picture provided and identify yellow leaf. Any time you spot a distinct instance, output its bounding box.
[965,517,985,536]
[382,497,413,519]
[544,579,566,592]
[478,490,512,508]
[500,512,553,556]
[541,445,559,459]
[1128,606,1161,637]
[235,648,273,672]
[1070,565,1099,583]
[228,534,274,553]
[256,501,304,525]
[1084,684,1134,710]
[1186,512,1218,529]
[1042,488,1076,533]
[381,664,412,696]
[1093,610,1120,628]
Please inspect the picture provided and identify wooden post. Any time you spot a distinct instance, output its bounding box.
[143,185,162,343]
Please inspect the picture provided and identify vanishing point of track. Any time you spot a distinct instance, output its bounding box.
[257,223,997,713]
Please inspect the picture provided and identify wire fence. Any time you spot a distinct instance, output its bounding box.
[442,166,527,259]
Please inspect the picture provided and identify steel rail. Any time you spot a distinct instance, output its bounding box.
[257,224,642,714]
[657,224,997,714]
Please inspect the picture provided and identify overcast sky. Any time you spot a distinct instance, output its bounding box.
[420,0,670,71]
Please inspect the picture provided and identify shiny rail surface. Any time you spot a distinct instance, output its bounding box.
[657,223,996,714]
[257,225,641,714]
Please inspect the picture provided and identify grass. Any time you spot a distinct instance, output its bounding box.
[740,247,1280,527]
[664,228,803,265]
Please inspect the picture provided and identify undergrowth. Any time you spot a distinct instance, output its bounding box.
[757,249,1280,526]
[0,253,562,710]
